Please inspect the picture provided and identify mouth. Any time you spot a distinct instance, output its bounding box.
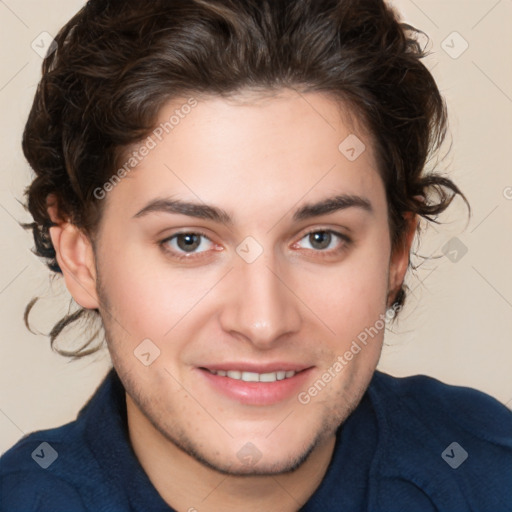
[197,363,313,405]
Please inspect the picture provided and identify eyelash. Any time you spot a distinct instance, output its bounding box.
[159,229,352,262]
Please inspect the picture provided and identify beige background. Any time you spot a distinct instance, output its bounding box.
[1,0,511,454]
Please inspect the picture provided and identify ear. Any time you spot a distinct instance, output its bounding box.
[387,211,418,308]
[47,195,99,310]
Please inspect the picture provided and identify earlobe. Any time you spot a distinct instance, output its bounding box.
[47,201,99,310]
[387,212,418,307]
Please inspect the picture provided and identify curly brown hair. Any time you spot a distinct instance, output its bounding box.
[21,0,470,357]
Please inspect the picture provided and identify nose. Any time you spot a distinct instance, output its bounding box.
[218,253,302,350]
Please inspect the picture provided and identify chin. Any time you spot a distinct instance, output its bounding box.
[193,440,320,477]
[166,417,333,477]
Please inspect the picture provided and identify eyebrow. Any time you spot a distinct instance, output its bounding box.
[132,193,373,224]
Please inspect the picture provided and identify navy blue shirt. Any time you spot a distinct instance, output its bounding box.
[1,368,511,511]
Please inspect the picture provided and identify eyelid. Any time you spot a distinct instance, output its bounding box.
[159,226,352,261]
[292,228,352,251]
[298,227,351,241]
[159,230,218,260]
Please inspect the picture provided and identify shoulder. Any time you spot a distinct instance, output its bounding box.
[1,468,86,512]
[371,371,512,441]
[0,420,95,512]
[367,371,512,511]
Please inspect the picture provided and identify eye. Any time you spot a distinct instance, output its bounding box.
[160,232,215,258]
[294,229,351,253]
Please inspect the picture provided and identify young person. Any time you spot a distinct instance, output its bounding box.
[1,0,511,510]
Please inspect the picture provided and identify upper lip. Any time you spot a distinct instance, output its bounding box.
[199,362,312,373]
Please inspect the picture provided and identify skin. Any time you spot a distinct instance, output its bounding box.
[47,89,417,511]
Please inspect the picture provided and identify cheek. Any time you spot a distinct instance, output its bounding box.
[96,240,219,339]
[302,237,390,334]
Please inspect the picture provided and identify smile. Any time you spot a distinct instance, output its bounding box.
[199,366,313,405]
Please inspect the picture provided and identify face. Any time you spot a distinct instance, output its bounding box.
[89,89,406,475]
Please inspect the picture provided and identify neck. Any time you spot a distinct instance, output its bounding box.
[126,394,336,512]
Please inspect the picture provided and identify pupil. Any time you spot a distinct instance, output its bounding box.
[311,231,331,250]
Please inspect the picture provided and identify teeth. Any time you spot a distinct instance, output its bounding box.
[210,369,298,382]
[241,371,259,382]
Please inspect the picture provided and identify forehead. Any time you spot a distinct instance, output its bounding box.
[105,89,385,222]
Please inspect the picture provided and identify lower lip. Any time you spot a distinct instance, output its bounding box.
[198,368,313,406]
